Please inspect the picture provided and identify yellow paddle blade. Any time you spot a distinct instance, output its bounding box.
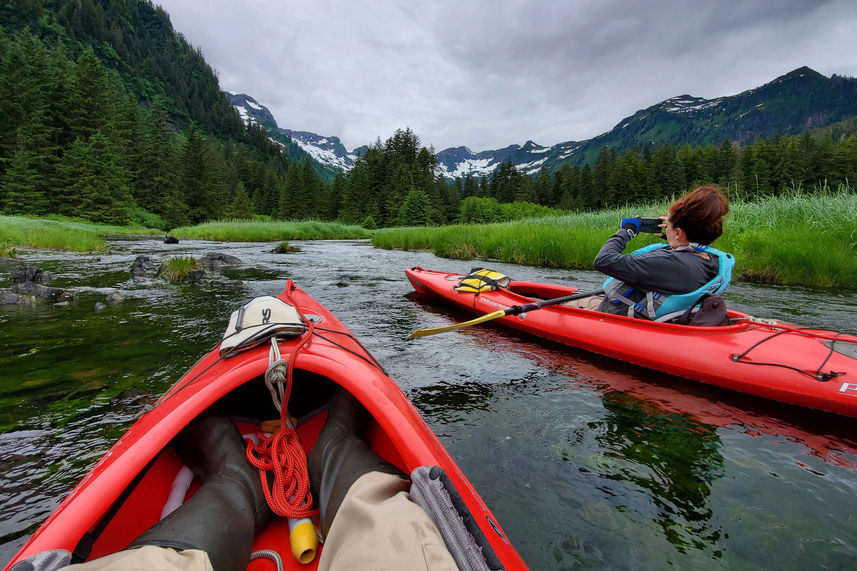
[408,310,507,339]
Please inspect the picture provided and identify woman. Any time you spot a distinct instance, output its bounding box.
[574,185,733,320]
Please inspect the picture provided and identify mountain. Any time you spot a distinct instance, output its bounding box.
[278,129,360,173]
[229,93,357,179]
[566,66,857,165]
[234,66,857,181]
[452,66,857,178]
[435,140,584,179]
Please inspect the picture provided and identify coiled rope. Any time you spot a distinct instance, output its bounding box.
[245,323,317,519]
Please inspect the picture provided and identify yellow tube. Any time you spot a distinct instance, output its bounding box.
[288,517,318,564]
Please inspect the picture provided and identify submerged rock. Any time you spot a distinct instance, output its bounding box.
[106,291,124,304]
[12,266,55,284]
[272,243,300,254]
[10,281,76,303]
[198,252,241,270]
[131,255,157,276]
[0,291,30,305]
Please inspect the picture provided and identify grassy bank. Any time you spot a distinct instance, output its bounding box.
[0,215,160,253]
[169,219,372,241]
[373,191,857,289]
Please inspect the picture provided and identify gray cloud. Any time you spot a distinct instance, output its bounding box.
[157,0,857,152]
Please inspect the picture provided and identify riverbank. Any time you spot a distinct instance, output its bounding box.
[0,215,161,255]
[168,219,372,241]
[4,191,855,288]
[373,191,857,289]
[0,216,370,255]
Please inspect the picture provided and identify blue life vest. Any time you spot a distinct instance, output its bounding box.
[602,243,735,320]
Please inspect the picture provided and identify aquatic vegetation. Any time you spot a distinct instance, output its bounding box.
[158,256,204,284]
[0,240,16,258]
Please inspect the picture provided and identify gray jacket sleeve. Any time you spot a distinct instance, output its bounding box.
[593,231,717,295]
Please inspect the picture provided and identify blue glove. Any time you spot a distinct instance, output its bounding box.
[620,217,641,238]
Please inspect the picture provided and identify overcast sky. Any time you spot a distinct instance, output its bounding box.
[155,0,857,153]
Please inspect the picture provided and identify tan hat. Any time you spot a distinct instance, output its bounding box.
[220,296,306,355]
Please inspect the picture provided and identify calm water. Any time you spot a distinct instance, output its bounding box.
[1,238,857,569]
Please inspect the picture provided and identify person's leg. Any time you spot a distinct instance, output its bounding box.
[564,294,605,310]
[63,414,271,571]
[319,472,457,570]
[308,390,456,570]
[62,545,210,571]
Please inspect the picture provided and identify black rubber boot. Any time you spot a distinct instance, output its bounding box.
[130,414,272,571]
[308,389,404,537]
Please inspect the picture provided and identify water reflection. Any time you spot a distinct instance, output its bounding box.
[574,390,725,554]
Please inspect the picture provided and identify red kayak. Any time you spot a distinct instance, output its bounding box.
[406,266,857,418]
[7,280,526,570]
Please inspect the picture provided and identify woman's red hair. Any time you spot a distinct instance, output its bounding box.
[669,185,729,244]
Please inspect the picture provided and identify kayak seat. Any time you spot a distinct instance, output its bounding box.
[655,293,731,326]
[410,465,504,571]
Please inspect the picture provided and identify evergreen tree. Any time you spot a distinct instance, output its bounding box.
[463,173,478,198]
[58,132,132,224]
[279,163,302,220]
[224,181,254,219]
[67,47,110,142]
[340,162,374,224]
[532,168,552,205]
[326,172,346,220]
[397,188,430,226]
[592,148,615,208]
[0,131,45,215]
[181,124,217,223]
[717,140,740,195]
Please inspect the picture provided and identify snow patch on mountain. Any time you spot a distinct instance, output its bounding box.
[439,157,496,179]
[663,95,724,114]
[284,131,358,173]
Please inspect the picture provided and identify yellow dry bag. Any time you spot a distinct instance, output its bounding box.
[454,268,511,293]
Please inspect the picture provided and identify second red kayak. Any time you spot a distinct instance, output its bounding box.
[406,266,857,418]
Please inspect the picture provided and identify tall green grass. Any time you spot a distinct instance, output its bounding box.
[0,215,162,253]
[1,216,107,251]
[169,219,372,241]
[373,190,857,289]
[159,257,203,284]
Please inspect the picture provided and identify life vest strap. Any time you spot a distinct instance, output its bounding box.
[601,243,735,320]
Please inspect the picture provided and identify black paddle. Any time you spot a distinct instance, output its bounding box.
[408,289,604,339]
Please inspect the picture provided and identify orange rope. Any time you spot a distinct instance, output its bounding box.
[246,320,317,519]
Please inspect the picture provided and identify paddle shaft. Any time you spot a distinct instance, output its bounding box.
[502,289,603,316]
[409,288,603,338]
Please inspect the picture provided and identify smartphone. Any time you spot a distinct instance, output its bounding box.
[638,217,663,233]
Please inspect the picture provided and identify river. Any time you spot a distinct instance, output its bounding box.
[1,238,856,569]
